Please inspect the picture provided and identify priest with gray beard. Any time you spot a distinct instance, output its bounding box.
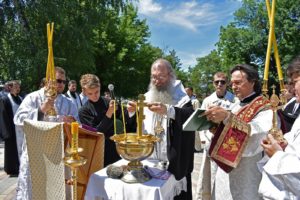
[128,58,195,200]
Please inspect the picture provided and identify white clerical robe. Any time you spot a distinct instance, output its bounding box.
[14,88,79,200]
[212,100,273,200]
[196,91,237,200]
[65,90,82,111]
[258,115,300,200]
[143,80,190,162]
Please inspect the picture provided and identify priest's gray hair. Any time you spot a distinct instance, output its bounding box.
[151,58,177,81]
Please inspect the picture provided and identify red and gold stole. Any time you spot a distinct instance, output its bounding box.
[209,96,270,173]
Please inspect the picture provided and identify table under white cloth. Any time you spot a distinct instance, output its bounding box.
[84,159,187,200]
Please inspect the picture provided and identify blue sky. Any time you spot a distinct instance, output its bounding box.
[136,0,242,70]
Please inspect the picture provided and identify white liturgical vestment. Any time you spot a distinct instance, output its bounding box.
[143,80,190,162]
[14,88,79,200]
[258,115,300,200]
[212,96,273,200]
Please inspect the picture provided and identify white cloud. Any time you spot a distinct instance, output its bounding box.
[137,0,235,32]
[178,48,212,71]
[138,0,162,15]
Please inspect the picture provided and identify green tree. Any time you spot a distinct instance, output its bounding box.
[189,50,223,99]
[218,0,300,78]
[92,4,164,98]
[163,49,188,85]
[0,0,128,92]
[192,0,300,96]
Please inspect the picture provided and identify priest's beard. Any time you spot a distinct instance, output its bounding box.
[147,81,174,105]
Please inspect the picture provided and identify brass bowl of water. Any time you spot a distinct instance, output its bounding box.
[110,133,159,183]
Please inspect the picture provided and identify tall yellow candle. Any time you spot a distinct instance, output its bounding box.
[46,23,55,82]
[121,103,126,137]
[136,105,139,137]
[265,0,283,81]
[113,101,117,135]
[263,0,276,81]
[71,122,79,152]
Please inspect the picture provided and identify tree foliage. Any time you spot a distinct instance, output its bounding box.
[190,0,300,98]
[189,50,223,98]
[0,0,186,98]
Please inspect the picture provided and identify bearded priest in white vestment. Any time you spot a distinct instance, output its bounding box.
[205,64,273,200]
[14,67,79,200]
[127,58,194,200]
[258,56,300,199]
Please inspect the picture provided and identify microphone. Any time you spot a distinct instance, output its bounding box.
[108,84,115,100]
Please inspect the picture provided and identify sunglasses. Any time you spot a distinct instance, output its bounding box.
[214,80,226,85]
[56,79,67,84]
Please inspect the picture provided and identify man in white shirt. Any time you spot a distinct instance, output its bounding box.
[196,72,236,200]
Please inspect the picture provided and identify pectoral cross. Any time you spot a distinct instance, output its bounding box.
[154,119,164,135]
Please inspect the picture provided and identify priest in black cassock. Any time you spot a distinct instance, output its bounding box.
[127,58,195,200]
[0,80,22,176]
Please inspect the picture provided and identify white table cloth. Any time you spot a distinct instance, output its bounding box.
[85,159,187,200]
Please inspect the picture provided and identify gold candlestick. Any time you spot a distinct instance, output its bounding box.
[268,85,287,147]
[137,94,146,138]
[64,122,87,200]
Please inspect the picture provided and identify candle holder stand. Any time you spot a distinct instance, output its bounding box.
[64,147,87,200]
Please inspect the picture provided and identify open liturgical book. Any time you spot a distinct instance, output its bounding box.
[183,108,216,131]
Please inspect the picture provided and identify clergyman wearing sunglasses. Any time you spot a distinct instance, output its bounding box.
[56,79,67,84]
[195,71,236,200]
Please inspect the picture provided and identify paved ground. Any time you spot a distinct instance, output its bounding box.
[0,140,203,200]
[0,141,18,200]
[192,151,202,199]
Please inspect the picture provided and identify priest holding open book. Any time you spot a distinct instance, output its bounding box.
[202,64,273,200]
[192,72,236,200]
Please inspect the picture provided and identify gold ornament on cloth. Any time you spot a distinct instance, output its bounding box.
[262,0,286,104]
[110,94,159,183]
[44,22,58,120]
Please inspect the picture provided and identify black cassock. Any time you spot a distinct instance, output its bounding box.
[280,99,300,133]
[168,102,195,200]
[78,97,136,167]
[0,95,20,175]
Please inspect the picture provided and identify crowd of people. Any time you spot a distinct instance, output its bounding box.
[0,56,299,199]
